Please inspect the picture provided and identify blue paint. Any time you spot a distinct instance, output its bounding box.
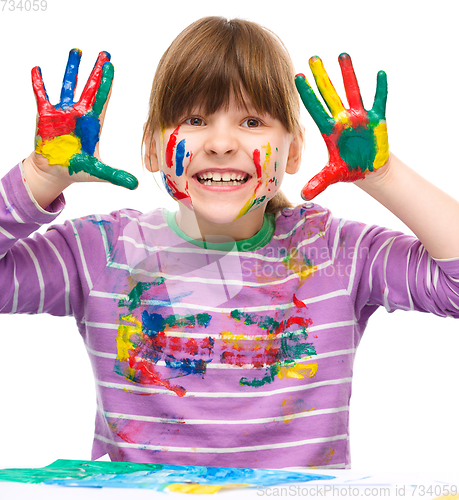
[7,459,335,490]
[57,49,81,110]
[165,356,209,375]
[160,171,173,197]
[74,113,101,155]
[175,139,186,176]
[142,310,165,337]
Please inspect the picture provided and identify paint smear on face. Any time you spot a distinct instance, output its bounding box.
[160,126,193,208]
[160,172,193,210]
[175,139,187,176]
[164,126,192,177]
[235,143,272,220]
[165,126,180,168]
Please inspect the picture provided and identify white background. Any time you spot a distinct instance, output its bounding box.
[0,0,458,480]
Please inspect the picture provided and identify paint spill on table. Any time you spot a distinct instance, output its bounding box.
[0,459,335,494]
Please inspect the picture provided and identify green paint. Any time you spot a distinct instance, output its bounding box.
[370,71,388,122]
[279,330,316,359]
[0,459,164,484]
[240,365,278,387]
[196,312,212,327]
[337,126,377,172]
[118,278,166,311]
[69,153,139,190]
[122,282,151,311]
[231,310,281,331]
[295,74,334,135]
[92,63,114,116]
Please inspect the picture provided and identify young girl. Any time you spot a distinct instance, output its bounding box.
[2,16,459,470]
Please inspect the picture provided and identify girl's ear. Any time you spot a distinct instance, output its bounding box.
[285,131,303,175]
[143,127,160,173]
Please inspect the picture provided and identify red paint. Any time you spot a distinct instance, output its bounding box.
[164,174,191,201]
[200,337,214,354]
[185,338,199,355]
[165,125,180,168]
[338,53,367,128]
[32,51,110,141]
[286,316,312,328]
[252,149,262,178]
[301,130,365,200]
[293,294,307,308]
[128,356,186,397]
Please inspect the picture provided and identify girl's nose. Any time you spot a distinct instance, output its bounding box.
[204,127,238,157]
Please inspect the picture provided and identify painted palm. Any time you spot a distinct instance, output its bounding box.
[295,53,388,200]
[32,49,138,190]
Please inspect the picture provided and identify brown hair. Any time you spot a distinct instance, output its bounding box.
[143,16,301,213]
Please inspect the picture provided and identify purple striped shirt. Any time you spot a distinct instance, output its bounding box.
[2,163,459,469]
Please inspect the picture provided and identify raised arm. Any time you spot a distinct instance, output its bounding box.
[296,53,459,260]
[295,53,389,200]
[24,48,138,209]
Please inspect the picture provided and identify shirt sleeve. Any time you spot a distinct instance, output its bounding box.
[0,163,114,322]
[327,216,459,321]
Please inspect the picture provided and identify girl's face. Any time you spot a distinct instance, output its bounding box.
[146,95,301,233]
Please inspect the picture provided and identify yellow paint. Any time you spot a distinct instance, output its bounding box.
[220,330,268,352]
[262,142,272,187]
[283,250,317,282]
[434,495,459,500]
[235,196,254,220]
[281,396,293,423]
[277,362,318,380]
[309,57,351,126]
[373,122,389,169]
[166,483,250,494]
[36,134,81,167]
[116,314,142,362]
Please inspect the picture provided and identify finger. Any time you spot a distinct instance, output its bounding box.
[92,62,114,117]
[338,53,364,112]
[371,70,388,119]
[295,74,334,135]
[68,153,139,190]
[77,51,111,112]
[59,48,82,110]
[31,66,51,114]
[300,161,364,200]
[309,56,347,119]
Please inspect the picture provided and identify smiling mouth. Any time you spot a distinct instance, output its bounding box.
[195,171,250,186]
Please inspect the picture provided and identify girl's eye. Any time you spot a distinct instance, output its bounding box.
[242,118,262,128]
[185,117,206,126]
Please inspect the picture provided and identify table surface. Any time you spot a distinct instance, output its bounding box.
[0,463,457,499]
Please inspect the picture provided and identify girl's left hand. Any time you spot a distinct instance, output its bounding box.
[295,53,389,200]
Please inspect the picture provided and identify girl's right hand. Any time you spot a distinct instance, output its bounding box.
[30,48,138,191]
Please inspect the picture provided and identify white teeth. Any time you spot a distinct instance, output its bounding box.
[196,171,249,184]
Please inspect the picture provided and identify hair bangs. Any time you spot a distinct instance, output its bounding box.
[148,17,299,133]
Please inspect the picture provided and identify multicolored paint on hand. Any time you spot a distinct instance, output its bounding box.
[32,49,138,190]
[295,53,389,200]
